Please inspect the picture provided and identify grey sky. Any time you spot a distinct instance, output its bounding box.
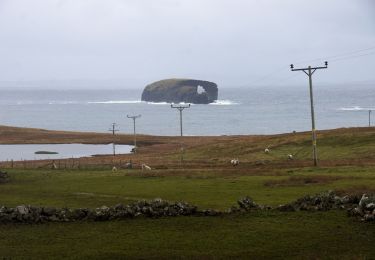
[0,0,374,88]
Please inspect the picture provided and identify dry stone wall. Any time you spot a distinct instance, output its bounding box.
[0,191,374,224]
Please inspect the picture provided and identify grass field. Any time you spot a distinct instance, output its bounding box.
[1,211,374,259]
[0,126,375,258]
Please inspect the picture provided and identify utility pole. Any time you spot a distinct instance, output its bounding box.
[290,61,328,167]
[109,123,119,136]
[171,103,191,164]
[369,110,372,127]
[171,104,191,136]
[108,123,119,156]
[127,114,141,153]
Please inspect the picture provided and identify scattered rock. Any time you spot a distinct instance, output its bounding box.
[0,199,199,223]
[237,196,259,211]
[0,192,373,224]
[346,194,375,222]
[0,170,9,183]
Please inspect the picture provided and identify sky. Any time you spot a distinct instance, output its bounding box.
[0,0,374,89]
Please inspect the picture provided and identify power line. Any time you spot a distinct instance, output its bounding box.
[245,46,375,87]
[293,46,375,66]
[329,51,375,63]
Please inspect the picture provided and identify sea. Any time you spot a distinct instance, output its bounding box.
[0,85,374,136]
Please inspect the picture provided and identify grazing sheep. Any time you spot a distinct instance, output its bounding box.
[287,154,294,160]
[112,166,118,172]
[125,162,133,169]
[51,162,58,169]
[141,163,152,171]
[230,159,239,166]
[264,148,270,154]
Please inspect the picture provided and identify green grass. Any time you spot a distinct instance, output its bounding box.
[1,166,375,209]
[1,211,374,259]
[183,129,375,162]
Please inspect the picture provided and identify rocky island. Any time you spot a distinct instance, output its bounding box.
[141,79,218,104]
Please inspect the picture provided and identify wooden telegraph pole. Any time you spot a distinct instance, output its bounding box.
[108,123,119,156]
[290,61,328,166]
[127,115,141,153]
[171,104,191,165]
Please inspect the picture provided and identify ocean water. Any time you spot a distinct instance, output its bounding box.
[0,86,374,136]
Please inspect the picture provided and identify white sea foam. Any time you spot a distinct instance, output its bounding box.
[87,100,142,104]
[48,101,78,105]
[146,102,170,105]
[209,100,239,106]
[338,106,374,111]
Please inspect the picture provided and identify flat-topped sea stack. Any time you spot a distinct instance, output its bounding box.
[141,79,218,104]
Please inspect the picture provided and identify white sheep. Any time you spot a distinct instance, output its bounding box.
[287,154,294,160]
[264,148,270,154]
[141,163,152,171]
[230,159,239,166]
[112,166,118,172]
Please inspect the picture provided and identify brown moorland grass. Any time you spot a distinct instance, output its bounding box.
[0,125,374,172]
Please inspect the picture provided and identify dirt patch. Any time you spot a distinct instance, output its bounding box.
[264,175,345,187]
[335,185,375,197]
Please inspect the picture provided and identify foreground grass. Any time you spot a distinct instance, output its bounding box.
[1,211,374,259]
[1,166,375,209]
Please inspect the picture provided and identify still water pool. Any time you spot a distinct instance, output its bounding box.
[0,143,133,161]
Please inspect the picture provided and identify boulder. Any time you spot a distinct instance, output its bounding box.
[237,196,259,211]
[0,170,9,183]
[141,79,218,104]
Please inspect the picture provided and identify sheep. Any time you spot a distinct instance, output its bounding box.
[264,148,270,154]
[112,166,118,172]
[287,154,294,160]
[125,162,133,169]
[230,159,239,166]
[141,163,152,171]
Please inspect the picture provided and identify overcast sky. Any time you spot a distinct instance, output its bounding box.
[0,0,374,88]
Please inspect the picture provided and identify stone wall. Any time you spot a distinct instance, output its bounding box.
[0,191,373,224]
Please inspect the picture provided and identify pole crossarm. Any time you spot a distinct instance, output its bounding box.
[170,104,191,111]
[290,61,328,167]
[108,123,119,135]
[127,115,141,120]
[290,61,328,72]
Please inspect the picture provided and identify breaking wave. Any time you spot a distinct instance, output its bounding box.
[87,100,142,104]
[338,106,374,111]
[209,100,240,106]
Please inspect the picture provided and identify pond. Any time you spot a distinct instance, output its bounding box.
[0,143,133,161]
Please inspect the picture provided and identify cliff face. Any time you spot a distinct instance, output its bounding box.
[141,79,218,104]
